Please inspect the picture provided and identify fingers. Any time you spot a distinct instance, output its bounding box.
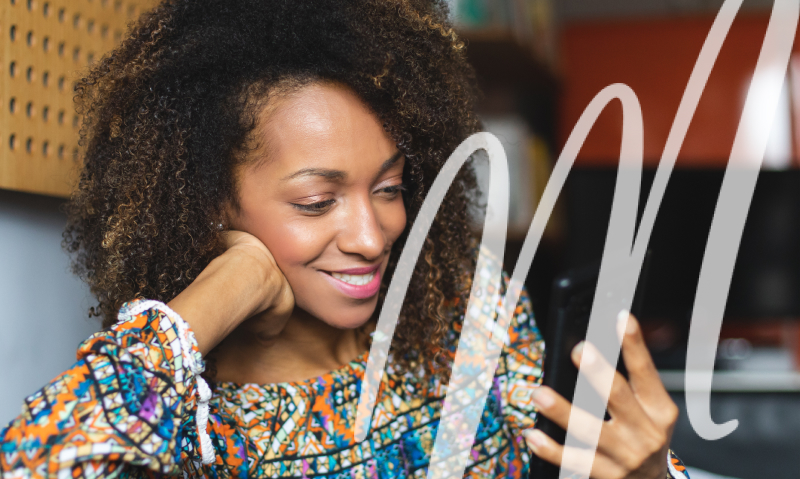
[526,312,677,479]
[570,340,646,423]
[523,426,668,479]
[531,386,607,446]
[522,429,626,479]
[618,313,679,429]
[532,385,654,461]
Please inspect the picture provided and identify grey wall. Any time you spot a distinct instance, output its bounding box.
[0,189,97,427]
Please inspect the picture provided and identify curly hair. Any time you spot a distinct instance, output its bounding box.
[63,0,483,378]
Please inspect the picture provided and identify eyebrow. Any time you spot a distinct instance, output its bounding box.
[280,150,404,182]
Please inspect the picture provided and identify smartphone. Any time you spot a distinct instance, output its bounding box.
[527,252,650,479]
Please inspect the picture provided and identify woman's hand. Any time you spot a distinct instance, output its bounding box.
[523,313,679,479]
[168,229,294,355]
[222,230,295,320]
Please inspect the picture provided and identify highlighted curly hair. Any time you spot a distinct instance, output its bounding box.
[64,0,483,377]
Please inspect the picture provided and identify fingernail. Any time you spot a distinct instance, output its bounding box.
[626,314,638,335]
[522,429,547,453]
[573,340,592,364]
[616,310,629,341]
[531,387,555,409]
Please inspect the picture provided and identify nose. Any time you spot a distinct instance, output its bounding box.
[336,195,387,261]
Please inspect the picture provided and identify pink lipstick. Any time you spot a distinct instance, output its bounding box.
[322,264,381,300]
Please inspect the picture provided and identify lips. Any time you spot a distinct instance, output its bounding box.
[322,264,381,300]
[330,265,381,275]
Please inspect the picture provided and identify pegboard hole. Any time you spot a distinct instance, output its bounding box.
[87,52,95,64]
[73,13,81,29]
[25,138,33,153]
[58,42,65,57]
[58,110,65,125]
[42,70,49,86]
[9,0,15,5]
[42,1,49,16]
[9,97,17,114]
[73,47,81,62]
[42,141,49,156]
[57,144,65,159]
[26,102,34,118]
[58,76,65,90]
[72,148,79,161]
[42,106,49,121]
[114,0,121,12]
[127,4,136,17]
[58,8,65,22]
[9,25,16,41]
[73,115,80,128]
[101,0,109,6]
[9,135,17,151]
[114,30,122,42]
[101,25,109,38]
[9,62,16,78]
[26,66,35,83]
[26,31,35,46]
[87,20,95,34]
[26,0,34,10]
[42,36,50,52]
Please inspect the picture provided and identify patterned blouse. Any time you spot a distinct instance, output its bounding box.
[0,274,689,479]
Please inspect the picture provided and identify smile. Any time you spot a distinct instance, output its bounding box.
[322,266,382,300]
[330,271,376,286]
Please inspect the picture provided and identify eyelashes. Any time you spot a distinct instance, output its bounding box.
[377,184,407,195]
[293,199,336,213]
[291,183,406,215]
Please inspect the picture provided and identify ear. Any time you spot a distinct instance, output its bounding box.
[221,198,241,231]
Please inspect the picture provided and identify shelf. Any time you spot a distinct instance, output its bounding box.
[458,28,557,94]
[660,370,800,393]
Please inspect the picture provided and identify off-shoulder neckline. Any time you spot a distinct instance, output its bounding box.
[213,350,370,396]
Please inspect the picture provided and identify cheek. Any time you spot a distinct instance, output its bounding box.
[248,215,329,271]
[386,201,408,243]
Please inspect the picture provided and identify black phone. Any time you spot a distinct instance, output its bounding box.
[527,252,651,479]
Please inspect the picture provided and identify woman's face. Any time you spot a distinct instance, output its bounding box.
[229,82,407,330]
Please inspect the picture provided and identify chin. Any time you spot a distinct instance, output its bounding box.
[299,299,378,330]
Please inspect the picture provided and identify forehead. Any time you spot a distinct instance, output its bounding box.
[249,82,397,178]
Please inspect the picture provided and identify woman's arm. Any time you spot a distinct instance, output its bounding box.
[168,231,295,355]
[0,300,204,478]
[0,231,291,478]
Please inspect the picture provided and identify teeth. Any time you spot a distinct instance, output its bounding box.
[331,271,376,286]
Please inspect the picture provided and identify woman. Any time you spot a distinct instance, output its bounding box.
[0,0,686,477]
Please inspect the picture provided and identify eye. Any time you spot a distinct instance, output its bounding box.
[376,183,406,197]
[292,199,335,214]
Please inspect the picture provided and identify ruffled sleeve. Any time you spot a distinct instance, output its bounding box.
[0,299,209,478]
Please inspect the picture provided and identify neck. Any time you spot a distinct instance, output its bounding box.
[212,308,372,385]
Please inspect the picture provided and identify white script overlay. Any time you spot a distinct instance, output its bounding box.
[355,0,800,477]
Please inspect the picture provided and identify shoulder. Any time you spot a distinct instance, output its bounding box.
[441,241,544,384]
[467,244,545,432]
[460,241,543,352]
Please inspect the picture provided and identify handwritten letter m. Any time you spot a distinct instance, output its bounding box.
[355,0,799,477]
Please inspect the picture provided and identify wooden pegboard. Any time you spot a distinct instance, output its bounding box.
[1,0,156,197]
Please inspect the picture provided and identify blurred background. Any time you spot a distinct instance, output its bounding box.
[1,0,798,478]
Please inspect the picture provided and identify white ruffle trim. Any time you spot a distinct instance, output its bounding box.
[117,300,215,465]
[195,375,215,464]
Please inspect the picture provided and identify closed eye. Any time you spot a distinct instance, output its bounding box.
[377,184,406,196]
[292,199,335,214]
